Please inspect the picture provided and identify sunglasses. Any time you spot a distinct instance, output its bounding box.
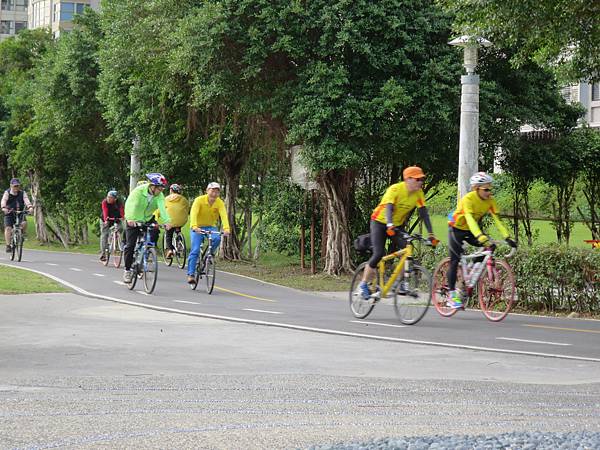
[479,188,492,192]
[412,178,425,182]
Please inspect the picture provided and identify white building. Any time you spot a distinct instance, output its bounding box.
[0,0,28,41]
[29,0,99,37]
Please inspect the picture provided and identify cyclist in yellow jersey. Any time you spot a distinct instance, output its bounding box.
[358,166,437,300]
[186,182,231,284]
[446,172,517,308]
[155,183,190,258]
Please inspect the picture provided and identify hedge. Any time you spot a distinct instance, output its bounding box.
[417,243,600,315]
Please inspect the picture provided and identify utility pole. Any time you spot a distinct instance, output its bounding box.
[130,136,141,193]
[449,35,492,198]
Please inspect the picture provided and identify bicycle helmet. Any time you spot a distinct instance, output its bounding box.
[469,172,494,187]
[207,182,221,190]
[170,183,182,193]
[107,190,118,198]
[146,173,167,187]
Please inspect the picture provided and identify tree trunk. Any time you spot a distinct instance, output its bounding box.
[27,170,49,243]
[221,174,241,260]
[318,169,355,275]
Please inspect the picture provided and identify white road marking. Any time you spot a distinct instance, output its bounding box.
[136,291,150,296]
[350,320,406,329]
[243,308,283,315]
[174,300,201,305]
[69,268,82,272]
[497,337,571,347]
[46,263,58,266]
[113,281,125,286]
[93,273,105,277]
[1,262,598,363]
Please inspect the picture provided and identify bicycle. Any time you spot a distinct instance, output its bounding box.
[126,222,162,294]
[102,218,124,268]
[6,209,27,262]
[189,229,222,294]
[161,226,187,269]
[431,240,517,322]
[349,232,436,325]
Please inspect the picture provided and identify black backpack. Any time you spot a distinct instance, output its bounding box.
[353,233,372,254]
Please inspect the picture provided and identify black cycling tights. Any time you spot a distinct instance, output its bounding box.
[447,227,480,290]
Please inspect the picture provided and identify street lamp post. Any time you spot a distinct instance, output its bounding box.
[449,35,492,198]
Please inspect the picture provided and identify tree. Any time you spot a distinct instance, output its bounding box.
[285,0,461,274]
[441,0,600,81]
[573,127,600,240]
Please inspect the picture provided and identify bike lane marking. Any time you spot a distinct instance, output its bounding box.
[69,268,82,272]
[350,320,406,329]
[523,324,600,334]
[174,300,201,305]
[497,337,570,346]
[93,273,105,277]
[46,263,58,266]
[214,286,276,303]
[243,308,283,315]
[2,262,600,363]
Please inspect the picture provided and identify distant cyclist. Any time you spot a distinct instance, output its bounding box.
[446,172,517,309]
[99,189,124,261]
[155,183,190,258]
[122,173,172,283]
[1,178,33,253]
[358,166,437,299]
[186,182,230,284]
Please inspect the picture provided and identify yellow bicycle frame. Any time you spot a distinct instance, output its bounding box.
[376,242,414,297]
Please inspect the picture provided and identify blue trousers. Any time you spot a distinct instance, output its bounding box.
[187,226,221,276]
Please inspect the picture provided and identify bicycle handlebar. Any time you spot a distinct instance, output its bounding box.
[478,239,517,258]
[397,231,439,248]
[192,229,225,236]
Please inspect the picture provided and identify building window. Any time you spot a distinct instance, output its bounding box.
[15,0,27,11]
[0,20,13,35]
[593,83,600,102]
[14,21,26,33]
[1,0,27,11]
[1,0,12,11]
[60,2,74,21]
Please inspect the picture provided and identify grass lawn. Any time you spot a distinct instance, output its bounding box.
[0,265,69,294]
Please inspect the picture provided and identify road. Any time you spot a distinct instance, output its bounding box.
[2,248,599,362]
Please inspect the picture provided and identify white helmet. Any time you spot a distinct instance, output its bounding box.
[469,172,493,187]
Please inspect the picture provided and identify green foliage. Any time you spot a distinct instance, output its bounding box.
[512,245,600,314]
[440,0,600,82]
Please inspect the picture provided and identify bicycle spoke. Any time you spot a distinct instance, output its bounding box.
[348,262,377,319]
[394,265,431,325]
[431,258,461,318]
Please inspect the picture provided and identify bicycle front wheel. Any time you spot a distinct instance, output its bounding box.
[127,265,138,290]
[479,259,515,322]
[17,233,24,262]
[174,233,187,269]
[431,258,463,318]
[113,232,122,268]
[348,262,377,319]
[394,264,431,325]
[205,255,216,294]
[143,247,158,294]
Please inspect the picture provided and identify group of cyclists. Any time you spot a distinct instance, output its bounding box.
[3,166,517,305]
[357,166,517,309]
[98,173,230,285]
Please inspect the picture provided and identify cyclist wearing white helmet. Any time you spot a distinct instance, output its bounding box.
[186,182,231,285]
[446,171,516,309]
[122,173,172,283]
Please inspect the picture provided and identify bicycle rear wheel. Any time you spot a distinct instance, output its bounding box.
[161,232,173,266]
[143,247,158,294]
[112,232,122,268]
[174,233,187,269]
[205,255,216,294]
[431,257,463,318]
[348,262,377,319]
[479,259,515,322]
[394,264,431,325]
